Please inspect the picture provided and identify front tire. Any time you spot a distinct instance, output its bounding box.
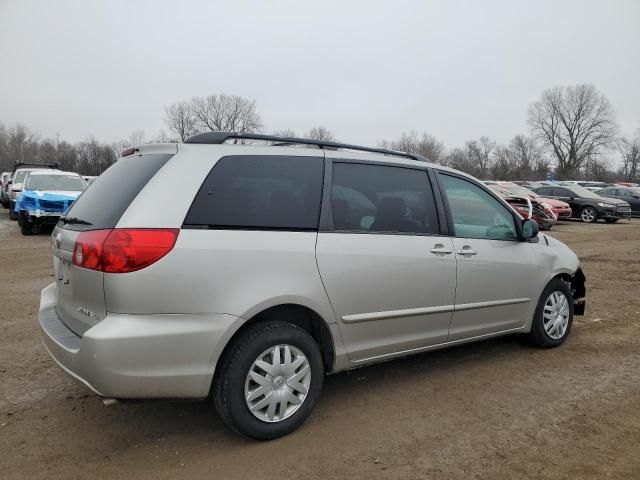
[527,278,574,348]
[213,321,324,440]
[580,206,597,223]
[18,211,33,235]
[9,206,17,220]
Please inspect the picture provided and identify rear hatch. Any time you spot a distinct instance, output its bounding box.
[52,149,175,335]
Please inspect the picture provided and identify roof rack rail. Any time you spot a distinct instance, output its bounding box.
[12,161,60,173]
[183,131,428,162]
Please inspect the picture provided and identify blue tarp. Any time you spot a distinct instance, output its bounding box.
[14,190,80,215]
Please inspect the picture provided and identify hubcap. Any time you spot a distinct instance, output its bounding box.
[245,344,311,423]
[581,208,595,222]
[543,291,570,339]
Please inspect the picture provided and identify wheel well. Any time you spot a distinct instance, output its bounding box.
[224,304,336,373]
[553,268,586,316]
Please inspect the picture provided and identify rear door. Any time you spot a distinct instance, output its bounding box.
[316,159,456,362]
[437,172,538,340]
[52,151,174,335]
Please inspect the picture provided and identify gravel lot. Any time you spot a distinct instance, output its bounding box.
[1,208,639,480]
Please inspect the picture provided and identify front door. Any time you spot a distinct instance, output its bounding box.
[437,173,539,341]
[316,161,457,362]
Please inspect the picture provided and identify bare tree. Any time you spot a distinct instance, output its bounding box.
[619,135,640,181]
[491,135,549,180]
[164,101,197,141]
[191,94,262,134]
[380,130,445,162]
[272,129,297,138]
[466,136,495,178]
[305,126,335,141]
[528,84,617,178]
[127,130,146,146]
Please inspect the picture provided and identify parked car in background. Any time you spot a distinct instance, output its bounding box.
[38,132,586,439]
[595,186,640,217]
[487,185,557,230]
[8,162,59,220]
[1,171,12,208]
[533,184,631,223]
[614,182,639,188]
[15,170,87,235]
[486,182,572,220]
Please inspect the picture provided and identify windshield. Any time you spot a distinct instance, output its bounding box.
[25,174,86,191]
[500,184,537,197]
[567,184,602,199]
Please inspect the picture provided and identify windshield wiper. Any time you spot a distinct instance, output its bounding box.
[61,216,93,226]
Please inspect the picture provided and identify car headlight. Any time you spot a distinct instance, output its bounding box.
[596,201,614,208]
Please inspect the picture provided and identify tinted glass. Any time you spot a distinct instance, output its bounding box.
[184,155,324,230]
[330,163,438,234]
[62,153,173,231]
[565,185,600,198]
[536,187,553,196]
[554,188,573,197]
[25,174,86,191]
[440,174,517,240]
[13,170,28,184]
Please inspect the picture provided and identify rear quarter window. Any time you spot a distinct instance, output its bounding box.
[184,155,324,230]
[62,153,174,231]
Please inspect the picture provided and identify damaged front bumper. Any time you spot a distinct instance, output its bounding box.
[571,268,586,316]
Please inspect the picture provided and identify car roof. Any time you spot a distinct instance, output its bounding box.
[27,169,81,176]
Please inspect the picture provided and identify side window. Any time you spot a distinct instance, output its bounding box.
[330,163,439,235]
[553,188,568,197]
[617,189,630,197]
[439,174,517,241]
[537,187,552,196]
[184,155,324,230]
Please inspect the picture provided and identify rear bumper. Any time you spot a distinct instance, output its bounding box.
[38,283,239,399]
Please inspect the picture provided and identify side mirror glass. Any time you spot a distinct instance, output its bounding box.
[521,219,539,240]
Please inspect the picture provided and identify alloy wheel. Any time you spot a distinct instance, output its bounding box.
[244,344,311,423]
[581,207,596,223]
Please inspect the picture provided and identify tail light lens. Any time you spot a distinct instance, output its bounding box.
[72,229,179,273]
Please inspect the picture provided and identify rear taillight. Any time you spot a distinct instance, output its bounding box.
[72,229,179,273]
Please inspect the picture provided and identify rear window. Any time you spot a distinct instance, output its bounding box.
[184,155,324,230]
[61,153,173,231]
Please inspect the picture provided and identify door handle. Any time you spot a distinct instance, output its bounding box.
[457,246,477,257]
[429,244,453,255]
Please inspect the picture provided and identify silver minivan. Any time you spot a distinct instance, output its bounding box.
[39,132,586,439]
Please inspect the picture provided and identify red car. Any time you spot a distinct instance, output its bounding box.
[489,185,557,230]
[489,182,572,220]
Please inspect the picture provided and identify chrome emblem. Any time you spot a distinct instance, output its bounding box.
[77,307,98,319]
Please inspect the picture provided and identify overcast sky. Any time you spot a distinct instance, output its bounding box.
[1,0,639,149]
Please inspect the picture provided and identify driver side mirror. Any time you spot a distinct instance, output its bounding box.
[521,218,539,240]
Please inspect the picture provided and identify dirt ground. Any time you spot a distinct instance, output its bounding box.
[1,208,639,480]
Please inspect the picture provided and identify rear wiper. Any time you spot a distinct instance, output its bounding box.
[60,216,93,226]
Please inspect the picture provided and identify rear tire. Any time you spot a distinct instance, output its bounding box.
[526,278,573,348]
[579,206,597,223]
[9,207,17,220]
[604,218,619,223]
[213,320,324,440]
